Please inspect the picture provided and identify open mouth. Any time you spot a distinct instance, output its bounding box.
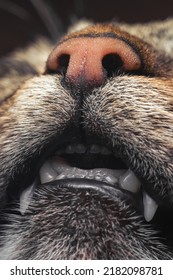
[19,142,159,224]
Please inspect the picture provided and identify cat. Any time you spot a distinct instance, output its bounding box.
[0,18,173,259]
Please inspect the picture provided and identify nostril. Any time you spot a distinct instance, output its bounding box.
[102,53,124,78]
[57,54,70,75]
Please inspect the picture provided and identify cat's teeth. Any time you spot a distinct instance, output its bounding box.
[143,191,158,222]
[39,156,126,185]
[39,160,57,184]
[66,144,86,154]
[65,145,75,153]
[20,179,37,215]
[76,144,86,153]
[105,175,118,184]
[119,169,141,193]
[21,153,159,223]
[64,144,112,155]
[56,174,66,180]
[89,144,101,154]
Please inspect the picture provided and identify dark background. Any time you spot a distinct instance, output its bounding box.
[0,0,172,55]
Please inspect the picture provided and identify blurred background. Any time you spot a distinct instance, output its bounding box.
[0,0,172,55]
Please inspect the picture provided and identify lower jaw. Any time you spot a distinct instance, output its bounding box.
[2,181,173,260]
[3,172,173,258]
[7,142,173,248]
[21,178,173,254]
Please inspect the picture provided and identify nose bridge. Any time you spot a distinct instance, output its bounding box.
[47,36,141,86]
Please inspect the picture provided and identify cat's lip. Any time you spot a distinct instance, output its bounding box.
[20,178,142,215]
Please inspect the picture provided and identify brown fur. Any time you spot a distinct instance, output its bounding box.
[0,19,173,259]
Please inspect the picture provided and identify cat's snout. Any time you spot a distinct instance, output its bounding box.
[46,36,141,87]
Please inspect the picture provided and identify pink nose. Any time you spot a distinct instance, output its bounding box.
[47,36,141,87]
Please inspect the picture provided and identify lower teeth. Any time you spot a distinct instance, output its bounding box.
[40,156,126,186]
[19,155,158,222]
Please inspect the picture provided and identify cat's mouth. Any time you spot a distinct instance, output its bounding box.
[18,141,160,224]
[5,120,173,250]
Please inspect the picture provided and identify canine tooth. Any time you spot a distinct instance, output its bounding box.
[89,144,101,154]
[101,147,111,155]
[76,144,86,153]
[143,191,158,222]
[20,179,36,215]
[66,145,75,153]
[119,169,141,193]
[39,160,57,184]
